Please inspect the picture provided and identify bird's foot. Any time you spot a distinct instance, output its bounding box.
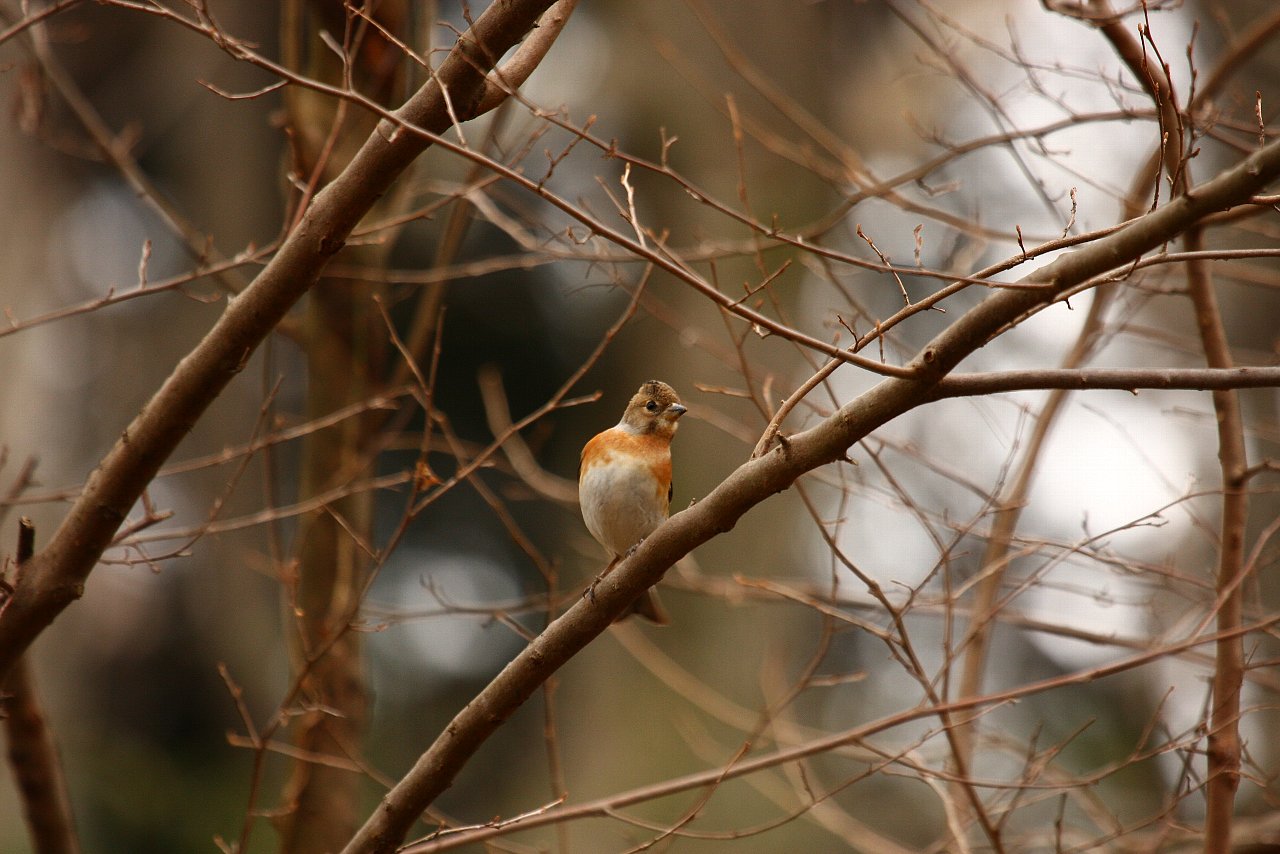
[583,558,620,604]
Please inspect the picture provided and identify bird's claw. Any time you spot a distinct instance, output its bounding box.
[583,569,610,603]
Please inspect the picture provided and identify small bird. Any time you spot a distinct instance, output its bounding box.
[579,380,687,624]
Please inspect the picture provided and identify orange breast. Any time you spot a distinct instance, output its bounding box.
[581,429,672,509]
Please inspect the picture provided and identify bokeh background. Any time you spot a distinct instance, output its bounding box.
[2,0,1280,851]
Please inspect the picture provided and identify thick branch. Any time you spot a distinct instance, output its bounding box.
[475,0,579,113]
[338,140,1280,854]
[0,0,561,679]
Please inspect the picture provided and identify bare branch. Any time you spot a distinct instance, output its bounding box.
[3,519,79,854]
[0,0,565,680]
[1186,228,1248,849]
[928,366,1280,398]
[339,136,1280,854]
[396,614,1280,854]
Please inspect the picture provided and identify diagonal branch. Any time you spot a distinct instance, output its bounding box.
[337,138,1280,854]
[0,0,564,680]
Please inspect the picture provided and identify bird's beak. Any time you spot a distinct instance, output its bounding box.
[670,403,688,417]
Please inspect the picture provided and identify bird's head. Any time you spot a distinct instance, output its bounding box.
[620,380,686,438]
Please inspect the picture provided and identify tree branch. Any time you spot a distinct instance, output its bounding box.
[1187,228,1249,849]
[928,366,1280,398]
[395,614,1280,854]
[3,518,79,854]
[337,138,1280,854]
[0,0,562,680]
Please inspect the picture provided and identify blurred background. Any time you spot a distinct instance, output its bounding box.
[1,0,1279,851]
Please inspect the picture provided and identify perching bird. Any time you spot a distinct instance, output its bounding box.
[578,380,687,624]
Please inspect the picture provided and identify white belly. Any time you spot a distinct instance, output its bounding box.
[580,461,668,557]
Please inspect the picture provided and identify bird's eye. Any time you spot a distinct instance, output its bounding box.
[645,400,659,412]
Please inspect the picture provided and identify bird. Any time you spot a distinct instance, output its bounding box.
[579,380,687,624]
